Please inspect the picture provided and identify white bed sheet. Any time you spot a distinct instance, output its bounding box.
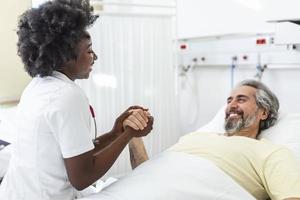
[79,152,255,200]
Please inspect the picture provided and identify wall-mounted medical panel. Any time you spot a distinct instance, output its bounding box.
[272,21,300,45]
[178,33,300,70]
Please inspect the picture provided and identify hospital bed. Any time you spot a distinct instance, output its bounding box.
[1,107,300,199]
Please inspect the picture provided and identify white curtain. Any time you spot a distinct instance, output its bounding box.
[77,8,179,178]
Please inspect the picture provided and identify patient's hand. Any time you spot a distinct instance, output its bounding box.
[123,108,150,131]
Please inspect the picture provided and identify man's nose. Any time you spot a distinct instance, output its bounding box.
[228,100,238,109]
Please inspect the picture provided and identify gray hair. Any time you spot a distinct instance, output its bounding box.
[236,79,279,131]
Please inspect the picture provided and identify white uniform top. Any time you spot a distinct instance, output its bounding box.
[0,71,95,200]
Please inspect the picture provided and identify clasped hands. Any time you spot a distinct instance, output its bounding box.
[111,106,154,138]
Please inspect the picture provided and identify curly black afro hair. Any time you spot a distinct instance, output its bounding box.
[17,0,98,77]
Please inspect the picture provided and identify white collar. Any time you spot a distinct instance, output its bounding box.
[52,71,74,84]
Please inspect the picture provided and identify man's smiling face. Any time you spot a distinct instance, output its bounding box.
[224,86,266,136]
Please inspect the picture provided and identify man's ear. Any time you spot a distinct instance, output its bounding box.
[260,109,268,120]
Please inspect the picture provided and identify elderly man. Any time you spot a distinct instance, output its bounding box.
[130,80,300,200]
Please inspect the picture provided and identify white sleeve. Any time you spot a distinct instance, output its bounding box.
[45,86,95,158]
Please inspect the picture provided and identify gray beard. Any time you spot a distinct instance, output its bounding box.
[224,113,257,135]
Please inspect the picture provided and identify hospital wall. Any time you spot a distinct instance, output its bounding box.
[0,0,31,104]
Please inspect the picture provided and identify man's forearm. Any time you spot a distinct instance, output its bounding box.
[129,137,149,169]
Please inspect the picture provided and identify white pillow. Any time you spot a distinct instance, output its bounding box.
[259,113,300,161]
[196,107,300,161]
[196,105,226,134]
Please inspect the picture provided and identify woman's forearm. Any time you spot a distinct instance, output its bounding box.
[64,130,133,190]
[93,131,120,151]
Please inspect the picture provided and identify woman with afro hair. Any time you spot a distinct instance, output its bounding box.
[0,0,153,199]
